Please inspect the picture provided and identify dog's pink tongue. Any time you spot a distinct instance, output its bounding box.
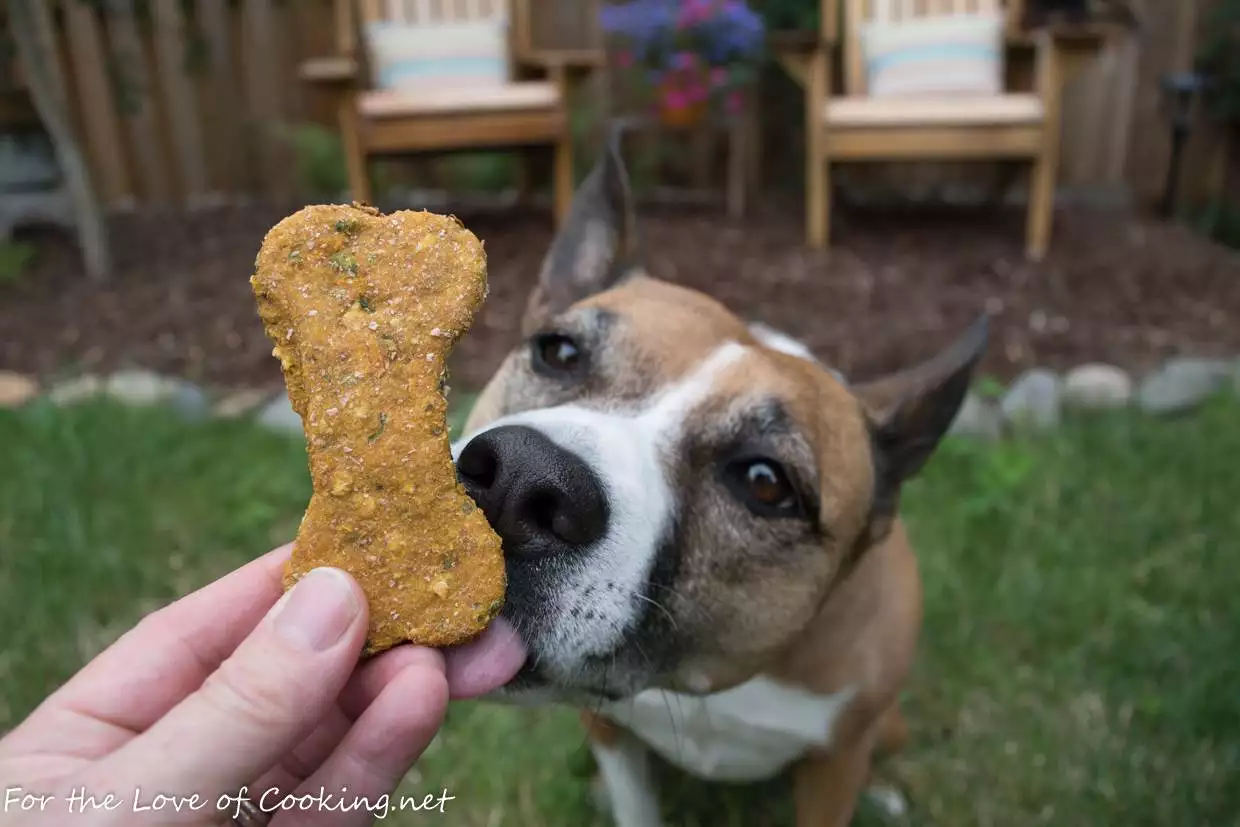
[443,616,527,699]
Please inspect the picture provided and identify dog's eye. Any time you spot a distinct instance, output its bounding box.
[723,457,801,517]
[531,333,583,377]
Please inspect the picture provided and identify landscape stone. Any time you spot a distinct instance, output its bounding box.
[1063,363,1133,409]
[168,381,210,421]
[257,392,304,436]
[949,392,1002,440]
[105,369,177,406]
[47,375,104,406]
[0,372,38,408]
[1000,369,1062,429]
[1137,358,1232,415]
[213,389,271,420]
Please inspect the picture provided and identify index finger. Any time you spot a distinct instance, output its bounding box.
[12,544,294,750]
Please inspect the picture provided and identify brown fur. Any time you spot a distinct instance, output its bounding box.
[461,137,985,826]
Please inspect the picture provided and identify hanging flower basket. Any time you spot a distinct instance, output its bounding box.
[601,0,765,128]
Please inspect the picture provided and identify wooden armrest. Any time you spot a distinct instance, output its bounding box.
[770,30,827,54]
[519,50,604,70]
[1033,31,1064,113]
[299,56,358,86]
[1010,22,1115,49]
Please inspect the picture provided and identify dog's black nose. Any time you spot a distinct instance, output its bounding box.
[457,424,608,557]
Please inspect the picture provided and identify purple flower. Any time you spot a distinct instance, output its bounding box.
[600,0,765,84]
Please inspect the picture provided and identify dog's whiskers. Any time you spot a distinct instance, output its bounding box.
[632,592,678,630]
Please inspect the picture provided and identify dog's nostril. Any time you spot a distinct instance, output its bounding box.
[455,424,609,556]
[552,511,583,545]
[525,490,559,535]
[520,487,597,546]
[457,440,499,490]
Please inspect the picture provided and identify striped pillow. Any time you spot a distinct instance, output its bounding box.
[364,16,509,91]
[860,13,1003,98]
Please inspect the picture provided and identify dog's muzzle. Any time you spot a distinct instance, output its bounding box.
[457,424,609,559]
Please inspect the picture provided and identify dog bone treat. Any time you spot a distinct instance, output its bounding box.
[251,203,504,654]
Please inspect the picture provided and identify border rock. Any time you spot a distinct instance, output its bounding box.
[1000,369,1062,429]
[1137,358,1232,415]
[950,392,1002,440]
[1063,364,1132,409]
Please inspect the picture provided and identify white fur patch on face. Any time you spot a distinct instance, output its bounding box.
[747,322,848,386]
[602,677,858,783]
[748,322,815,362]
[452,342,749,678]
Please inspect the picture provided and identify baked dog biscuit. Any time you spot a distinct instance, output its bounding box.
[251,203,504,654]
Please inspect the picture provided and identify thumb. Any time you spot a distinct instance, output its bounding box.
[84,567,368,809]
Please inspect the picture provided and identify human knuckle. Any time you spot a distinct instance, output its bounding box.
[200,654,299,728]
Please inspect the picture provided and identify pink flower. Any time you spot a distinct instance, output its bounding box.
[680,0,713,26]
[711,67,728,87]
[664,89,687,110]
[727,91,744,114]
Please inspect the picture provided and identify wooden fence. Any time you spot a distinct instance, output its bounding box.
[5,0,340,208]
[0,0,1225,211]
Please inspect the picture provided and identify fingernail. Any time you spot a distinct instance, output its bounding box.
[272,567,361,651]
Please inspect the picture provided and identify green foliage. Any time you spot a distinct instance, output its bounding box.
[756,0,820,31]
[0,241,36,285]
[271,122,350,199]
[1197,0,1240,122]
[439,153,518,193]
[4,395,1240,825]
[1189,198,1240,250]
[975,374,1007,401]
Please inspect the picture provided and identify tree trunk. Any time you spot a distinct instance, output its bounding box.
[7,0,111,282]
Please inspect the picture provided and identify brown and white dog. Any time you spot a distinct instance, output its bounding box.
[448,138,987,826]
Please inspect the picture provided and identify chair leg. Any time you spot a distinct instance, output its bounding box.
[727,119,746,219]
[339,103,371,206]
[807,155,830,249]
[515,147,537,207]
[553,135,574,228]
[1026,151,1056,261]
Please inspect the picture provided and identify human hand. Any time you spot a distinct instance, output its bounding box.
[0,544,526,826]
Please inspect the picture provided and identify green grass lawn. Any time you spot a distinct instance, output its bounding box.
[2,394,1238,826]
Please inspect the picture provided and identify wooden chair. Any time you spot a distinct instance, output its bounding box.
[302,0,574,226]
[805,0,1065,259]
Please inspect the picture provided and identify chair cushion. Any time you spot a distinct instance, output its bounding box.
[824,94,1045,127]
[363,16,509,91]
[860,12,1004,98]
[359,82,560,118]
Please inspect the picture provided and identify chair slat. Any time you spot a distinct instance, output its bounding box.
[370,0,502,23]
[841,0,1011,95]
[359,0,384,26]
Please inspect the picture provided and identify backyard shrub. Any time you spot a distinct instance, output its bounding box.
[0,240,36,285]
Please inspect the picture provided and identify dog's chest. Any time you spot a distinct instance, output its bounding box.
[601,677,856,783]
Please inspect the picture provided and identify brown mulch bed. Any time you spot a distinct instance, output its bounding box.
[2,199,1238,393]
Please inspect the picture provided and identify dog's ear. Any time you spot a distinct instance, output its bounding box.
[522,125,636,335]
[851,315,988,544]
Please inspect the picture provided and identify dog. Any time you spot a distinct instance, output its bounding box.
[449,138,987,827]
